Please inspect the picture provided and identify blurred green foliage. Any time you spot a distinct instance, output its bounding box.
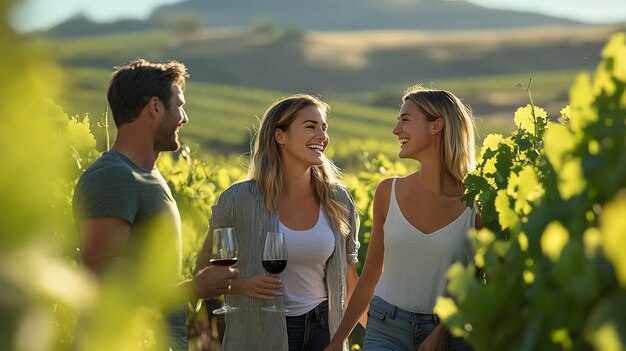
[0,0,94,348]
[438,32,626,350]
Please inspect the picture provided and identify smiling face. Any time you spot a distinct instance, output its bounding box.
[275,105,329,169]
[154,84,188,152]
[393,99,440,160]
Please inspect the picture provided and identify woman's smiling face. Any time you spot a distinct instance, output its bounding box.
[276,105,329,168]
[392,99,437,159]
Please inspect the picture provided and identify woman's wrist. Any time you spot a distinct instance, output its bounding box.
[227,277,244,295]
[330,326,349,346]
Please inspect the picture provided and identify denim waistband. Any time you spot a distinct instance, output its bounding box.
[286,300,328,320]
[370,296,439,324]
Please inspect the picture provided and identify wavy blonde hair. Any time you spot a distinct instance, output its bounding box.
[248,94,351,236]
[403,85,477,182]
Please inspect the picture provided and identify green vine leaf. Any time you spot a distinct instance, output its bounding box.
[514,104,547,132]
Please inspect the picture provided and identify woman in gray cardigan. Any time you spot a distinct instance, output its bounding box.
[197,94,362,351]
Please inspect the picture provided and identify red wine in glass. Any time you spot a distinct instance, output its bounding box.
[210,258,238,267]
[261,232,288,313]
[211,227,239,314]
[262,260,287,275]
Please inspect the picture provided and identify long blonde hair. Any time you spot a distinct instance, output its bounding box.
[403,85,476,182]
[248,94,351,236]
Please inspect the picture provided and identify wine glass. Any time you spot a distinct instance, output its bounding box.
[261,231,289,313]
[210,227,239,314]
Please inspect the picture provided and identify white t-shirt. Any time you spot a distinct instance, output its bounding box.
[279,206,335,316]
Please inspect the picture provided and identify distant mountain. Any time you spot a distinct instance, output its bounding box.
[43,0,583,39]
[153,0,582,30]
[42,15,156,38]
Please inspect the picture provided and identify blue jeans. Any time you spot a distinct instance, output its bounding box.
[363,296,472,351]
[286,300,330,351]
[167,306,188,351]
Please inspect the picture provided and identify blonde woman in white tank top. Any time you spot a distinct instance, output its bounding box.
[325,86,483,351]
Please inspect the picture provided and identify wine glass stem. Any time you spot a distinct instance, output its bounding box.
[272,274,278,308]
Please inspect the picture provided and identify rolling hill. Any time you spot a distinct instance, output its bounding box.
[41,0,585,39]
[28,1,625,163]
[40,24,622,121]
[54,66,514,169]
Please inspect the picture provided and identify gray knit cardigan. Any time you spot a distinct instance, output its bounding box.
[199,180,360,351]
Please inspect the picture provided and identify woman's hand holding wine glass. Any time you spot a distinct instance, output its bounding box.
[230,275,283,300]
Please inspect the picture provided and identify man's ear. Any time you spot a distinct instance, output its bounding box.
[432,118,445,135]
[275,128,286,145]
[148,97,162,116]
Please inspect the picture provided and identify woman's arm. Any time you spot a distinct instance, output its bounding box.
[325,179,392,350]
[345,264,367,327]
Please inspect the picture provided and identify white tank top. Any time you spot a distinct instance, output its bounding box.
[373,177,476,313]
[279,206,335,316]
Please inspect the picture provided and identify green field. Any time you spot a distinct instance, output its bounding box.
[39,24,612,169]
[56,66,521,170]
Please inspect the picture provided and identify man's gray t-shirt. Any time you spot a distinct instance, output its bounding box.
[73,150,186,348]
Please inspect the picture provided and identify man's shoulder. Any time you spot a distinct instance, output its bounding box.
[77,153,135,188]
[73,153,142,223]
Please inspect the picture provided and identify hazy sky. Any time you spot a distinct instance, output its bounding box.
[10,0,626,32]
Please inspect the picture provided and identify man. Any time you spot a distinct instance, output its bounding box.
[73,59,237,350]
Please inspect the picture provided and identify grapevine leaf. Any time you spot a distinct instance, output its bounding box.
[508,165,544,214]
[495,190,517,230]
[541,221,569,262]
[479,148,498,167]
[583,228,602,258]
[558,158,585,200]
[593,60,618,97]
[479,187,497,223]
[433,296,458,321]
[462,173,489,207]
[484,156,497,175]
[514,132,534,158]
[600,193,626,287]
[601,32,626,82]
[544,123,576,172]
[590,322,624,351]
[514,104,547,132]
[560,105,571,123]
[480,133,505,155]
[569,73,598,133]
[494,146,513,188]
[550,329,573,350]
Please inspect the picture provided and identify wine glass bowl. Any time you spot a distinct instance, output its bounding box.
[211,227,239,314]
[261,260,287,275]
[261,231,288,313]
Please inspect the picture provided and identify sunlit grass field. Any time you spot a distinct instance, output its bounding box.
[55,66,521,171]
[40,24,615,169]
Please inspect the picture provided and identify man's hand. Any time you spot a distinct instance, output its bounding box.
[230,275,282,300]
[192,265,238,299]
[417,323,449,351]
